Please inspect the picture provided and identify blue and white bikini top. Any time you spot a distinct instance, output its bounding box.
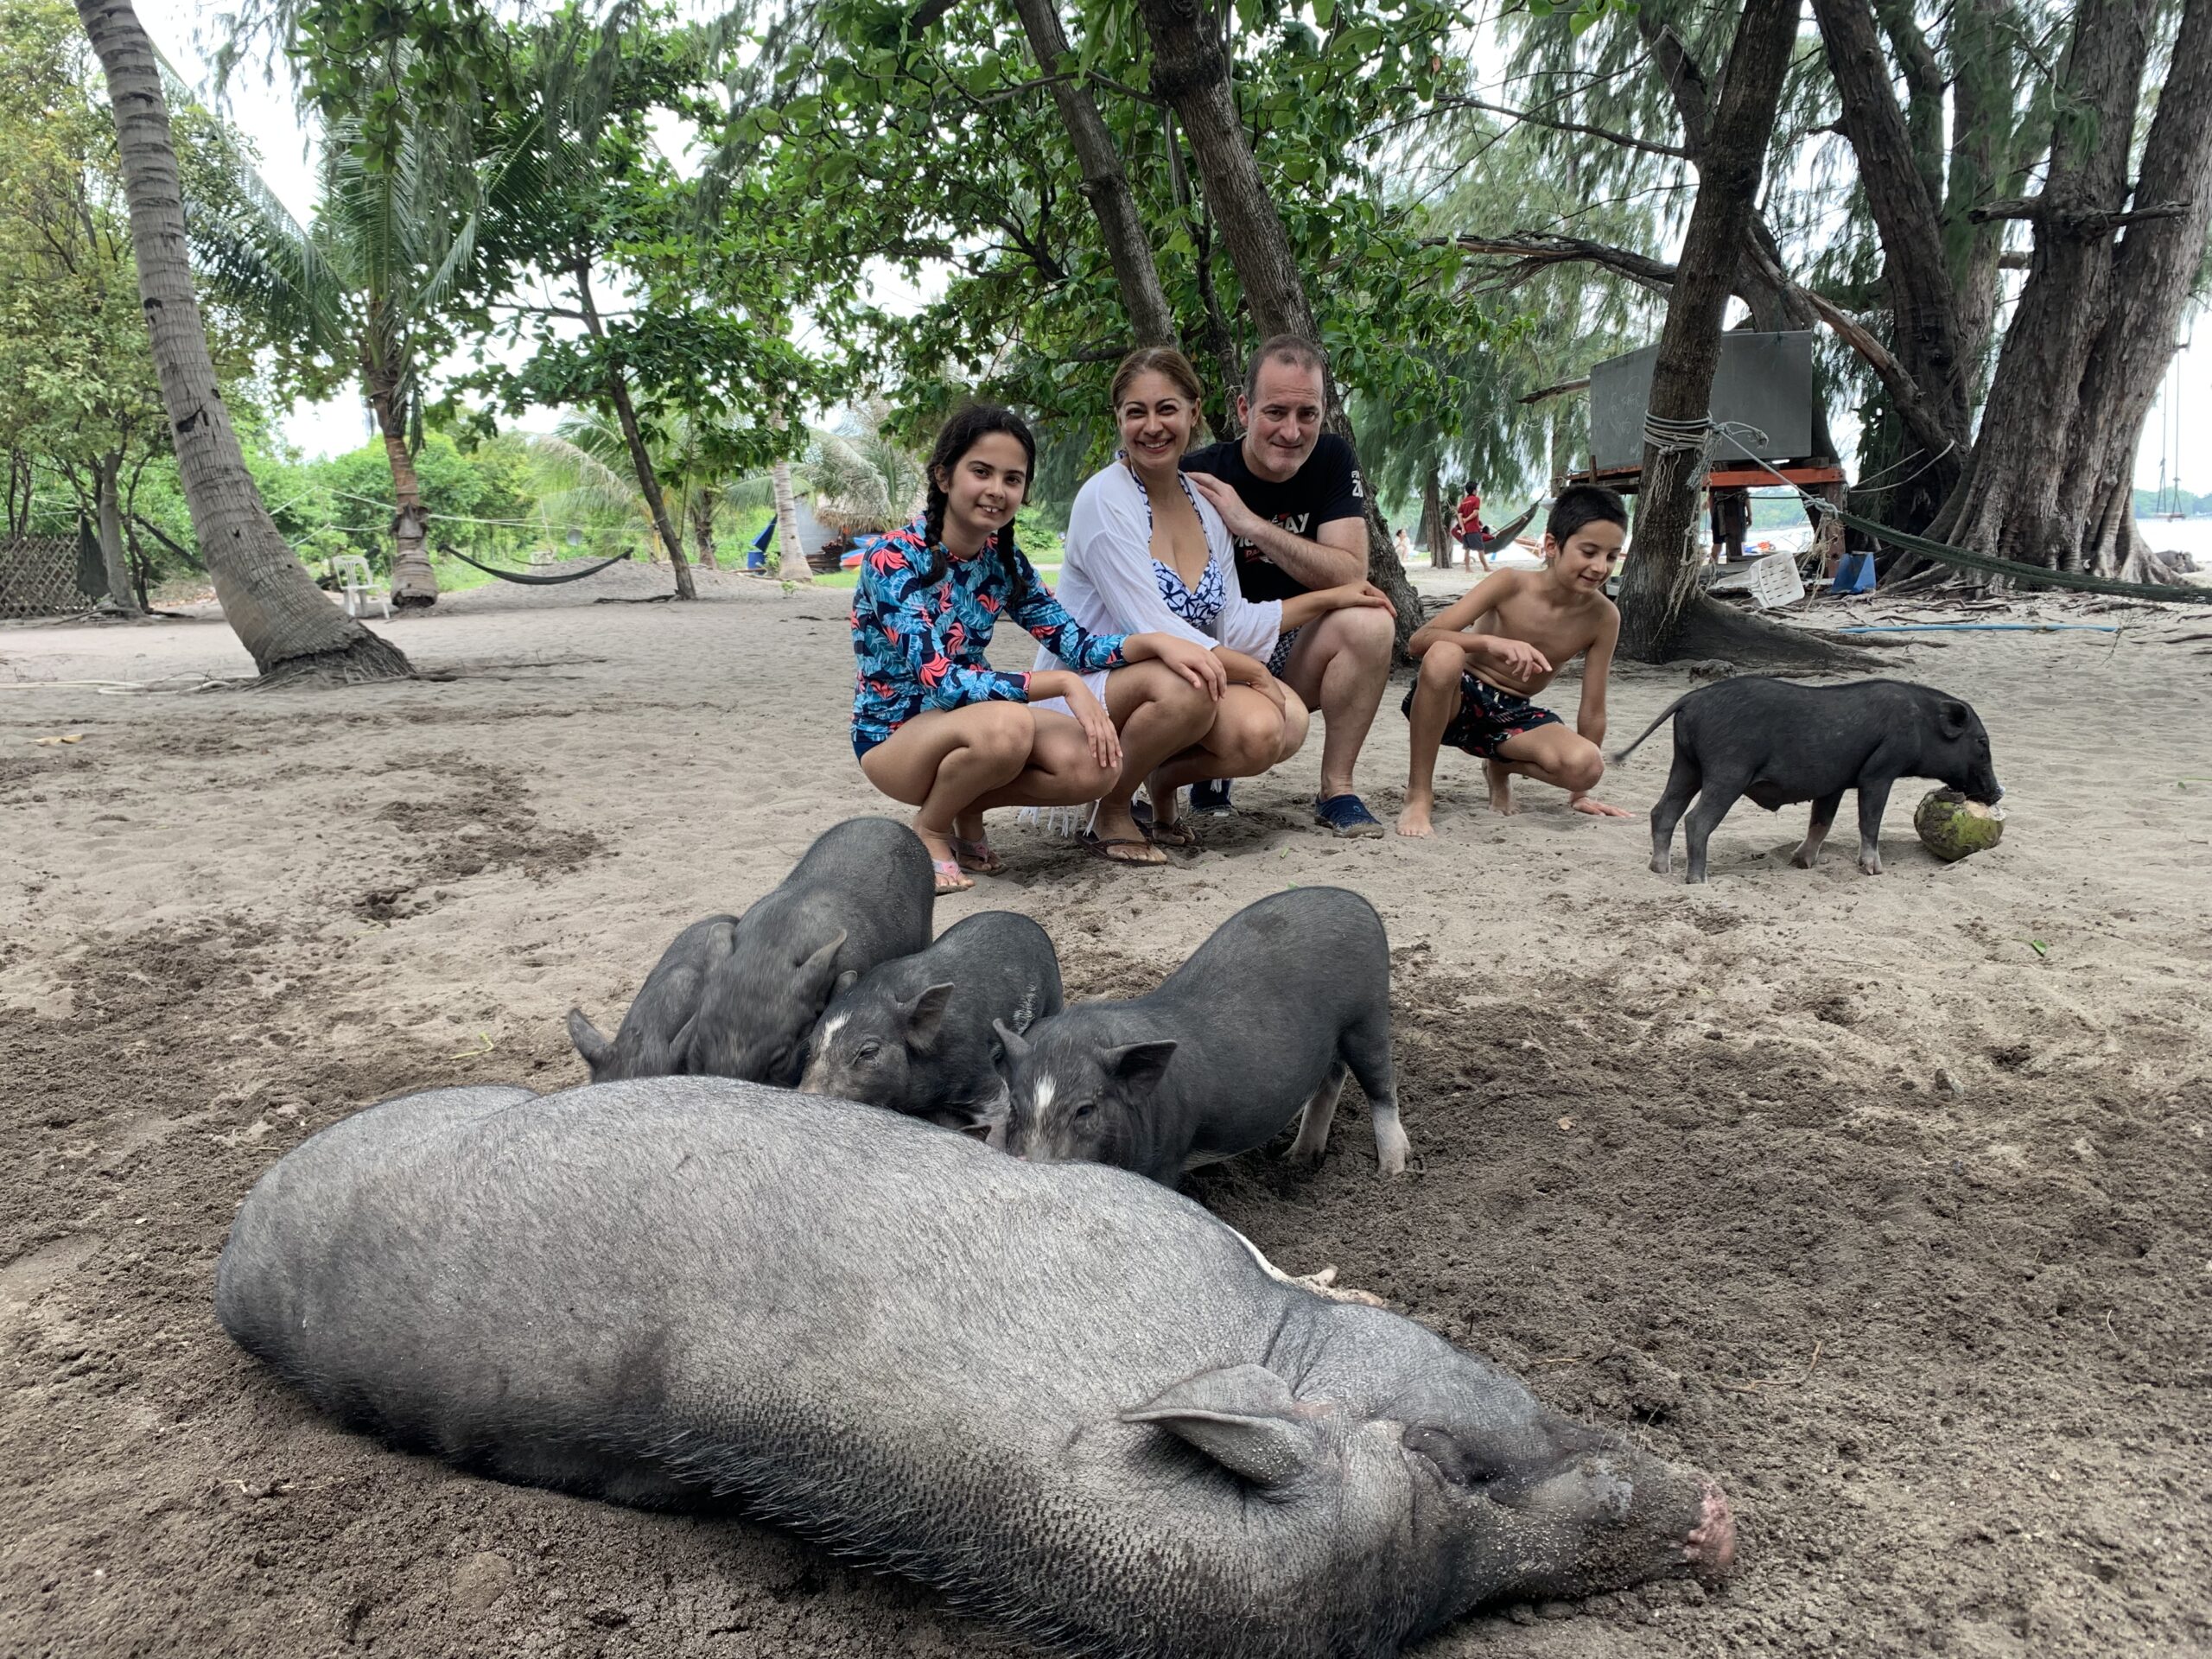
[1117,450,1224,630]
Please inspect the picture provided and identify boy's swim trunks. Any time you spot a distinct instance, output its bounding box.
[1400,671,1563,760]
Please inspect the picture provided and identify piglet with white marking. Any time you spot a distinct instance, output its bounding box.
[996,887,1408,1185]
[799,910,1062,1129]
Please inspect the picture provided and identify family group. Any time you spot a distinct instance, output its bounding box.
[847,335,1635,893]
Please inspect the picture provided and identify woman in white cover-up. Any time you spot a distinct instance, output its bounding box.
[1039,347,1394,862]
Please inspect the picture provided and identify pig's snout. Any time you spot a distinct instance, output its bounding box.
[1683,1482,1736,1573]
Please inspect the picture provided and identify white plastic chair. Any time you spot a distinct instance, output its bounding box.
[327,554,391,620]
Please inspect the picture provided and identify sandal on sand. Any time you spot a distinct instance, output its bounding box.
[931,858,975,894]
[1080,833,1167,868]
[948,836,1003,875]
[1128,798,1201,849]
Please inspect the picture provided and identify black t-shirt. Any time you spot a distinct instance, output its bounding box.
[1182,434,1366,603]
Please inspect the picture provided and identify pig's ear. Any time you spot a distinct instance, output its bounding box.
[993,1018,1031,1061]
[834,969,861,995]
[905,982,955,1047]
[1121,1364,1324,1489]
[565,1008,611,1072]
[1104,1040,1178,1095]
[797,932,849,997]
[1938,698,1972,738]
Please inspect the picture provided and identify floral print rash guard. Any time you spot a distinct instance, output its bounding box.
[849,517,1128,757]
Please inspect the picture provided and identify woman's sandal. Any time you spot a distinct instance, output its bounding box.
[931,857,976,894]
[1128,797,1201,849]
[948,836,1004,875]
[1079,833,1167,868]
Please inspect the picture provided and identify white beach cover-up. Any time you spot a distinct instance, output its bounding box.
[1031,459,1283,714]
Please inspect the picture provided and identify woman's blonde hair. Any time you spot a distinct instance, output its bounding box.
[1110,346,1206,412]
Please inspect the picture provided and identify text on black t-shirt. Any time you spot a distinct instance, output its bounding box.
[1182,434,1365,603]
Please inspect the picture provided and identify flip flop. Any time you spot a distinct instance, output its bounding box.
[1128,797,1201,848]
[931,858,976,894]
[1079,833,1167,868]
[948,836,1004,875]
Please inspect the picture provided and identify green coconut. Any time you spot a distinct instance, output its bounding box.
[1914,788,2006,862]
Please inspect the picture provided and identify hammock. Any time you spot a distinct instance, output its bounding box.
[1709,442,2210,607]
[1478,501,1541,553]
[1822,505,2212,605]
[442,548,633,586]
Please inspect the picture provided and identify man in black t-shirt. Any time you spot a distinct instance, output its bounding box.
[1180,336,1395,836]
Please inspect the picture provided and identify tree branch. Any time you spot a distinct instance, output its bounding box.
[1519,376,1590,404]
[1637,17,1711,156]
[1428,95,1689,160]
[1967,194,2189,226]
[1440,232,1679,295]
[1793,288,1959,462]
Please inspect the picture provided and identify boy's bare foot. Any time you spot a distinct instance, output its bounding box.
[1088,802,1167,864]
[1484,761,1518,816]
[1570,793,1633,818]
[1395,791,1436,837]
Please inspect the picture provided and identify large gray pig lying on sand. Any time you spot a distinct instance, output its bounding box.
[216,1079,1735,1658]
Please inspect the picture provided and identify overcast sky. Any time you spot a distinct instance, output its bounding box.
[139,0,2207,500]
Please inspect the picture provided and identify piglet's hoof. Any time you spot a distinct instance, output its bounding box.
[1294,1267,1389,1308]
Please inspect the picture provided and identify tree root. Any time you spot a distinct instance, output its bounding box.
[1657,594,1883,671]
[251,630,414,688]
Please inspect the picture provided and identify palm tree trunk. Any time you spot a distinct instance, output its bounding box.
[571,260,695,601]
[364,355,437,607]
[72,0,407,682]
[94,451,140,616]
[771,457,810,584]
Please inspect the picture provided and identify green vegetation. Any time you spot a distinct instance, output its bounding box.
[13,0,2206,653]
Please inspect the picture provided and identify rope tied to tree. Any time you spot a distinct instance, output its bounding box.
[1642,411,1716,454]
[1643,412,1719,604]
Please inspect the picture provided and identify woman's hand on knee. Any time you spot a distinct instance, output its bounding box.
[1128,632,1226,700]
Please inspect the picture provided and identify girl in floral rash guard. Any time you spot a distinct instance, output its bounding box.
[849,405,1225,893]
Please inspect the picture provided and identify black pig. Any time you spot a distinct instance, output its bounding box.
[1613,677,2003,882]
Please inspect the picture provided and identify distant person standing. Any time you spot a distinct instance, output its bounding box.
[1710,489,1749,563]
[1179,336,1397,837]
[1454,484,1491,572]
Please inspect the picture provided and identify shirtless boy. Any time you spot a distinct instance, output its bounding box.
[1395,485,1632,836]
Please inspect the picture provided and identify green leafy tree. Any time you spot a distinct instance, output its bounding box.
[466,3,826,599]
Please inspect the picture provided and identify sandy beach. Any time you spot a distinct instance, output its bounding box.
[3,563,2209,1657]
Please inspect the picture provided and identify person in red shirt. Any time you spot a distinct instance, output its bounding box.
[1453,485,1491,572]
